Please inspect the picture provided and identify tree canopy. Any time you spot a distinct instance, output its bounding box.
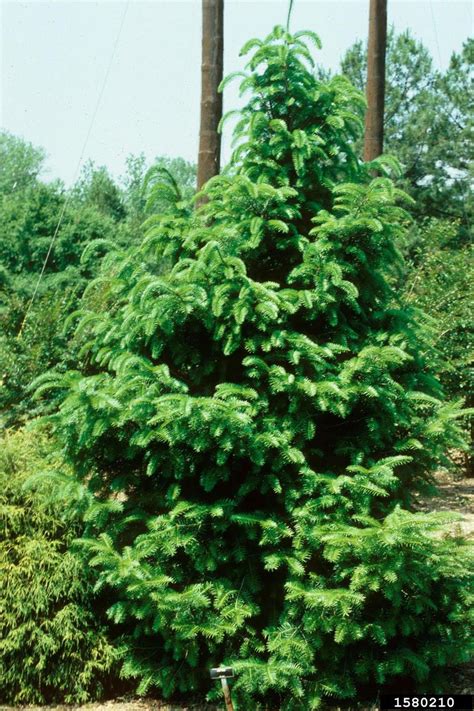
[340,30,473,236]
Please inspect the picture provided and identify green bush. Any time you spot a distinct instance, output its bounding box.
[404,219,473,396]
[0,148,119,426]
[403,218,473,473]
[42,27,473,709]
[0,132,197,427]
[0,428,118,704]
[0,287,80,427]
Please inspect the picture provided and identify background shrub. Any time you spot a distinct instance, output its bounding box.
[0,427,118,704]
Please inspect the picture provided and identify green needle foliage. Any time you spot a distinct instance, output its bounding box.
[403,218,474,474]
[0,428,118,704]
[41,27,473,709]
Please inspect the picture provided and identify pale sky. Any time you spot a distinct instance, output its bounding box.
[1,0,472,186]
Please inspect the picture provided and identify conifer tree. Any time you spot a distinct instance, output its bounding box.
[41,27,473,709]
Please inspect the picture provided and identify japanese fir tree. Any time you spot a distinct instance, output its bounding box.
[41,27,473,709]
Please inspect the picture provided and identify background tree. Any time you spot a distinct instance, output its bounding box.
[0,131,46,194]
[0,131,197,427]
[363,0,387,160]
[43,27,472,710]
[341,31,473,234]
[197,0,224,192]
[72,161,126,222]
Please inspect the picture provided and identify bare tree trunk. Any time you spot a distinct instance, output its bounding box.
[197,0,224,197]
[364,0,387,161]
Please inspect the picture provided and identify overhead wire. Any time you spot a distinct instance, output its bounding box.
[286,0,295,32]
[429,0,443,67]
[17,0,131,338]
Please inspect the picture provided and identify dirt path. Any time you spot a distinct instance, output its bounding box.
[0,703,218,711]
[413,472,474,538]
[414,471,474,695]
[1,702,218,711]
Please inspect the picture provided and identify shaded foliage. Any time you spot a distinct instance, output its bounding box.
[403,218,473,472]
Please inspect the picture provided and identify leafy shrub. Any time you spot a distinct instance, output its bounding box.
[0,428,118,704]
[403,218,473,473]
[42,27,473,709]
[0,288,79,427]
[0,131,197,427]
[0,155,118,426]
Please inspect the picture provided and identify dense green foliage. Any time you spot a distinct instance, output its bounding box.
[39,27,473,709]
[340,31,473,235]
[404,218,473,472]
[0,135,119,425]
[118,154,196,241]
[0,131,196,426]
[0,428,118,704]
[404,219,473,402]
[338,32,473,438]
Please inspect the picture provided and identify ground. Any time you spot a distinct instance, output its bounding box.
[413,470,474,538]
[413,470,474,696]
[1,472,472,710]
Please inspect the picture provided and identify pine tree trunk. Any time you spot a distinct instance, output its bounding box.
[197,0,224,198]
[363,0,387,161]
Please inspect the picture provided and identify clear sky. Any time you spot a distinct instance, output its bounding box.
[1,0,472,186]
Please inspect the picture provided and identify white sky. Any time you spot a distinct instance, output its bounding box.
[1,0,472,186]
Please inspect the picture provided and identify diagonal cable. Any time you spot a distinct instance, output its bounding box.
[18,0,130,338]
